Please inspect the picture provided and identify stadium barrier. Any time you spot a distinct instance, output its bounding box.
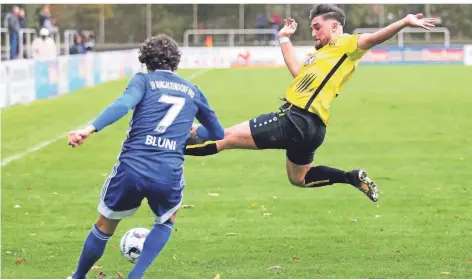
[1,45,469,108]
[1,49,141,108]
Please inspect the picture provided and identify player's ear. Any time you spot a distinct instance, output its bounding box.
[332,22,338,33]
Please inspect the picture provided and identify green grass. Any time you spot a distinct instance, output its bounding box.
[2,65,472,279]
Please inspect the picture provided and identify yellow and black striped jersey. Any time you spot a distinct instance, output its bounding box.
[285,34,367,125]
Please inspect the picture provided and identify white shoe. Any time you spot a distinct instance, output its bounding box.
[347,169,379,202]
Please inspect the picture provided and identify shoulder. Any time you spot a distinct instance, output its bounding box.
[190,84,208,103]
[336,33,366,58]
[188,83,200,98]
[134,72,147,79]
[335,33,359,45]
[134,72,148,81]
[128,72,148,88]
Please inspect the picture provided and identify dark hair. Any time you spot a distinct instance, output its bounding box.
[138,34,181,72]
[309,4,346,26]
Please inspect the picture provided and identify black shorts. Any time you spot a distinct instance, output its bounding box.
[249,103,326,165]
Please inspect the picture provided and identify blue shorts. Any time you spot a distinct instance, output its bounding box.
[98,162,185,224]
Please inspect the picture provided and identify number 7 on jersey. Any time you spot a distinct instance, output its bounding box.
[155,95,185,133]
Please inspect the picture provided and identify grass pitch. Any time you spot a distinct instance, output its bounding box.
[2,65,472,279]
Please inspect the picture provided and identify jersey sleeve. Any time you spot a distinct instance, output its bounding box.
[341,34,368,61]
[91,73,146,132]
[193,86,224,140]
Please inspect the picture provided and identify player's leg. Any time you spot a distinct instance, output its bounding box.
[285,150,379,202]
[71,163,143,279]
[185,111,286,156]
[283,109,378,201]
[127,211,178,279]
[71,215,121,279]
[185,120,257,156]
[127,179,183,278]
[286,151,352,187]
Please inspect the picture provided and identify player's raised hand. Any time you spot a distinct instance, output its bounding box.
[403,13,436,30]
[279,17,298,38]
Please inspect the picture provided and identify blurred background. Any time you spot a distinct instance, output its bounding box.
[1,3,472,60]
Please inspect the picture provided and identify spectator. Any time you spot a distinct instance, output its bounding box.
[198,23,205,44]
[18,8,27,29]
[255,12,267,45]
[82,30,95,52]
[69,35,86,55]
[43,17,58,36]
[31,28,57,59]
[18,8,27,58]
[269,12,281,45]
[39,5,50,29]
[4,6,20,59]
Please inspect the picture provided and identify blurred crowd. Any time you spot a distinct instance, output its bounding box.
[2,4,470,57]
[2,4,95,60]
[254,12,282,46]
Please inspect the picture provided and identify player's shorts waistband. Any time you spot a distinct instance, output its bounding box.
[279,101,325,126]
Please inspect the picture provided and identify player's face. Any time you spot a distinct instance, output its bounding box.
[311,16,338,49]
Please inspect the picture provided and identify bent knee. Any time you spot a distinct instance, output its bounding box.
[166,211,178,223]
[95,215,120,235]
[288,175,305,188]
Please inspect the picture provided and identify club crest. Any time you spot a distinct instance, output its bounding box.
[304,55,316,66]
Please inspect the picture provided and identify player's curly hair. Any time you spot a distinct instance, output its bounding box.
[309,4,346,27]
[138,34,181,72]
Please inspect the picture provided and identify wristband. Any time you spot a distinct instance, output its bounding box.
[279,37,290,44]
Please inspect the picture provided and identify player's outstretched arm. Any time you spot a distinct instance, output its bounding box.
[279,17,301,78]
[192,91,224,141]
[68,74,145,148]
[357,13,436,50]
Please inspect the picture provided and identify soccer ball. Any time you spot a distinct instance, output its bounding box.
[120,227,150,264]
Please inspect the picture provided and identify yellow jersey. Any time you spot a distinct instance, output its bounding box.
[285,33,367,125]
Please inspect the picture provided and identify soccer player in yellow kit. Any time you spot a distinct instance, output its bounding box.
[185,4,435,202]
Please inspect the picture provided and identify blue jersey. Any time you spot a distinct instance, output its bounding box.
[91,70,223,183]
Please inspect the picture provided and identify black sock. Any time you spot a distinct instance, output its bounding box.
[304,165,349,188]
[184,137,218,156]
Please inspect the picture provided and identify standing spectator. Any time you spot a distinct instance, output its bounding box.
[269,12,281,45]
[255,12,267,45]
[4,6,20,59]
[39,5,50,29]
[43,17,58,37]
[69,35,86,55]
[18,8,27,58]
[198,23,205,45]
[82,30,95,52]
[31,28,57,59]
[18,8,27,29]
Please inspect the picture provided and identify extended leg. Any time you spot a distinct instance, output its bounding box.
[285,152,378,202]
[185,120,258,156]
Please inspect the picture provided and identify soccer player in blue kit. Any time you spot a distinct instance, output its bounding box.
[67,34,224,279]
